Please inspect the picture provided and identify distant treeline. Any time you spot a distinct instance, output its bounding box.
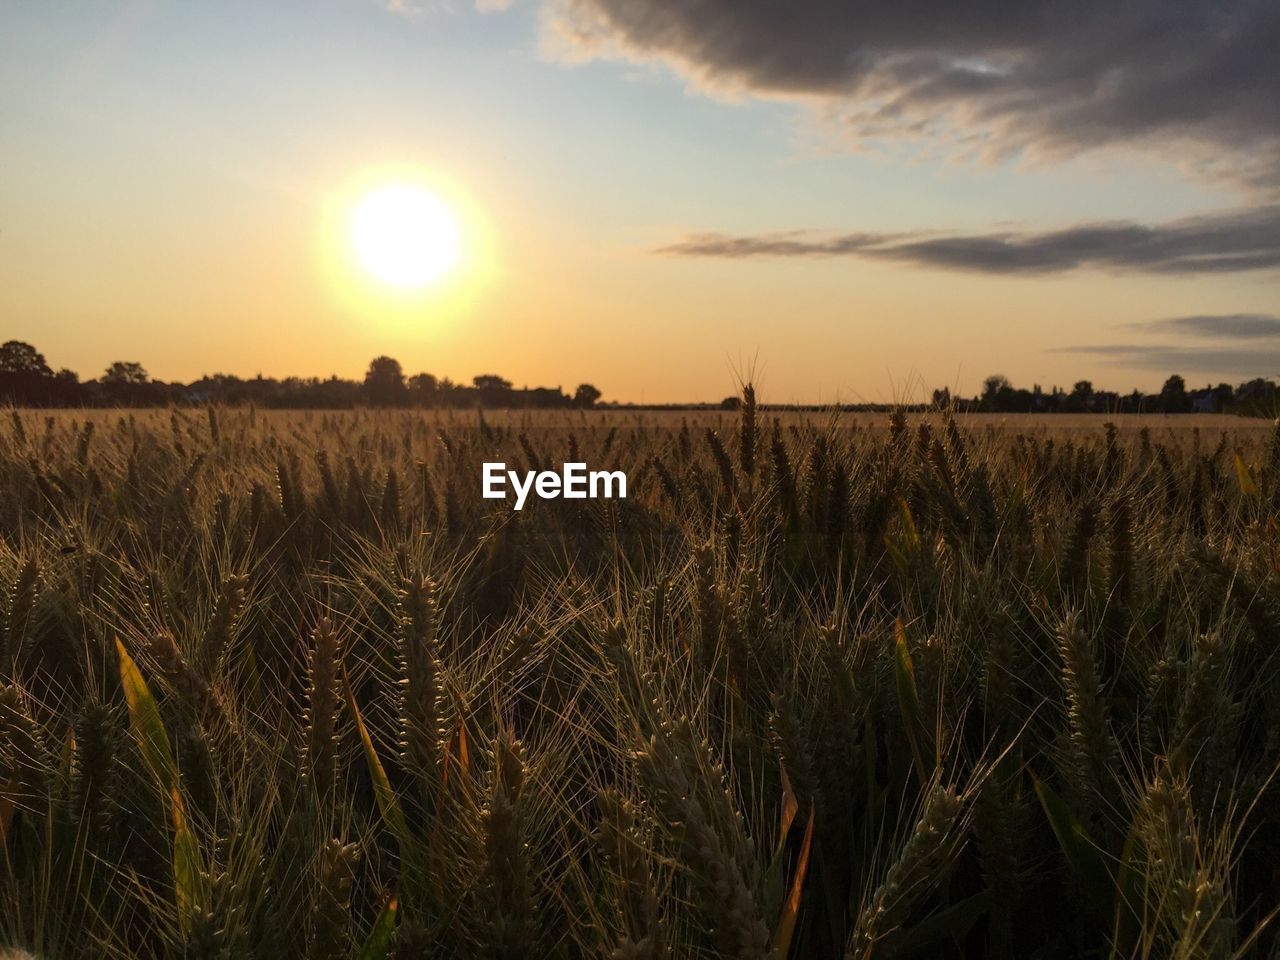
[0,341,602,410]
[935,373,1280,416]
[3,339,1277,414]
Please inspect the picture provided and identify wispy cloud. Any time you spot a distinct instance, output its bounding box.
[1052,343,1280,377]
[1123,313,1280,339]
[546,0,1280,190]
[386,0,508,16]
[656,206,1280,276]
[1056,313,1280,376]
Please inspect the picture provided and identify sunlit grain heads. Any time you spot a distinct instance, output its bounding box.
[600,616,655,731]
[148,630,223,727]
[1056,614,1116,818]
[889,409,908,446]
[315,450,342,519]
[633,722,771,960]
[276,456,301,523]
[980,604,1019,741]
[597,789,667,960]
[201,573,247,676]
[481,730,532,958]
[74,420,93,467]
[518,433,542,476]
[973,775,1023,957]
[309,839,359,960]
[649,456,679,505]
[69,699,124,840]
[398,577,446,784]
[739,383,757,478]
[1106,495,1134,606]
[768,694,819,817]
[803,434,829,524]
[0,684,48,810]
[848,784,964,958]
[768,422,796,525]
[380,466,401,532]
[647,578,671,641]
[825,460,851,553]
[183,841,256,960]
[1169,632,1233,806]
[9,411,27,448]
[300,618,343,797]
[1,557,39,676]
[205,406,220,446]
[343,456,367,528]
[706,428,736,500]
[1058,499,1098,598]
[914,421,933,465]
[1138,773,1234,958]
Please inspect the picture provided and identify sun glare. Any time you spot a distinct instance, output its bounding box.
[350,183,461,289]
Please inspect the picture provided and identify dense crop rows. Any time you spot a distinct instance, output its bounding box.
[2,402,1279,959]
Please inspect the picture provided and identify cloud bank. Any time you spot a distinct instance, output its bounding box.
[1052,344,1280,377]
[547,0,1280,188]
[1055,313,1280,376]
[656,205,1280,277]
[1124,314,1280,339]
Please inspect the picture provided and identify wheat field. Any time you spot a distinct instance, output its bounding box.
[2,400,1279,959]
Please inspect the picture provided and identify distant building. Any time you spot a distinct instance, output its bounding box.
[1189,389,1219,413]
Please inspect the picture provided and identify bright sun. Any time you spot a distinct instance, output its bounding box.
[350,183,461,289]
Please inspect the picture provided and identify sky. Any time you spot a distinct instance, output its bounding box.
[2,0,1278,403]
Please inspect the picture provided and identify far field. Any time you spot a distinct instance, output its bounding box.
[12,406,1271,436]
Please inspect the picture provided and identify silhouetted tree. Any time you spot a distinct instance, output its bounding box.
[1064,379,1094,412]
[0,340,73,405]
[931,387,952,410]
[472,374,514,407]
[405,372,438,407]
[980,374,1015,411]
[574,383,602,408]
[1236,378,1279,415]
[103,361,149,385]
[408,372,437,396]
[1160,374,1189,412]
[96,361,157,405]
[0,341,52,376]
[364,356,406,406]
[980,375,1010,410]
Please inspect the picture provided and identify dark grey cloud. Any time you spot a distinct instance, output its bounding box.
[1052,344,1280,377]
[548,0,1280,187]
[656,205,1280,276]
[1126,313,1280,339]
